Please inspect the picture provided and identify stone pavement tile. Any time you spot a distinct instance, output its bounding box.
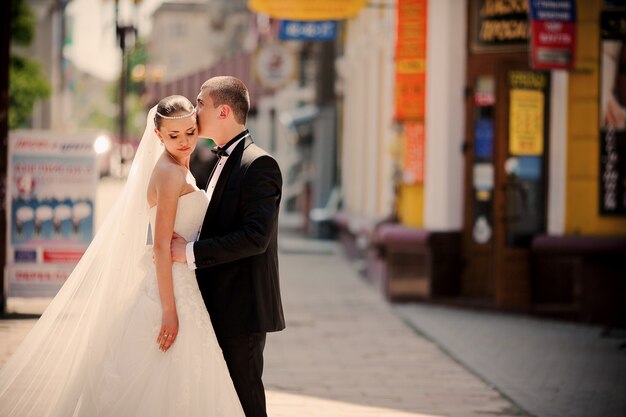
[395,303,626,417]
[263,252,526,417]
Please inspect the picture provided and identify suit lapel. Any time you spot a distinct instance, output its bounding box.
[203,136,254,225]
[203,152,220,191]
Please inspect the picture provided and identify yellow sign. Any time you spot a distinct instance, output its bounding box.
[248,0,367,20]
[509,89,544,156]
[396,59,426,74]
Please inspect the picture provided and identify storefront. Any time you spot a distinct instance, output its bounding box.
[357,0,626,325]
[460,0,626,322]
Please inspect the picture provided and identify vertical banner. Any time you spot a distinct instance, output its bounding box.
[7,131,98,296]
[403,122,425,184]
[394,0,427,121]
[600,9,626,215]
[529,0,576,70]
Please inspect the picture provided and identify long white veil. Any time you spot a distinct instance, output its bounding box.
[0,106,163,417]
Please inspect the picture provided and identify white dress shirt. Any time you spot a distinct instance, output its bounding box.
[185,136,246,269]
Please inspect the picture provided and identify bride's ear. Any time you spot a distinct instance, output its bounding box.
[154,127,162,140]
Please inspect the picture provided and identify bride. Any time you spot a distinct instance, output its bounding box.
[0,96,245,417]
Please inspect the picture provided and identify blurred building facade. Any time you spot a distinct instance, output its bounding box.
[148,2,216,82]
[16,0,70,129]
[336,0,626,326]
[148,0,252,83]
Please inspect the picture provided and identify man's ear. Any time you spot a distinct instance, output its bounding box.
[219,105,230,119]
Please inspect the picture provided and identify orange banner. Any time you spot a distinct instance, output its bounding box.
[403,122,425,184]
[394,0,427,121]
[248,0,366,21]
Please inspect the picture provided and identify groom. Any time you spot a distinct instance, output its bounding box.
[171,76,285,417]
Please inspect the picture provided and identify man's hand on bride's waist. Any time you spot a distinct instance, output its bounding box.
[171,232,188,263]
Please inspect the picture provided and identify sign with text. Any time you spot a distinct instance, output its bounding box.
[529,0,576,70]
[248,0,366,21]
[508,71,547,156]
[470,0,530,53]
[7,130,97,296]
[509,89,545,155]
[279,20,337,41]
[394,0,427,121]
[600,10,626,215]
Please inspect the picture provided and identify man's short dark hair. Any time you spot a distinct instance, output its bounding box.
[201,76,250,124]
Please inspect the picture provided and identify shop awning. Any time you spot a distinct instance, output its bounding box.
[248,0,367,21]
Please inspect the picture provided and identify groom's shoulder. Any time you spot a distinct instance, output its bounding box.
[244,142,277,164]
[242,143,281,180]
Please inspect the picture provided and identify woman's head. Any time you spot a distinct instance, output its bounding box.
[153,95,198,161]
[154,95,196,129]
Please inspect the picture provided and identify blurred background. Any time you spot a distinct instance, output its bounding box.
[1,1,626,416]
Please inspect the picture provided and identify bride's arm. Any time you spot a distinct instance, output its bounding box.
[152,164,186,352]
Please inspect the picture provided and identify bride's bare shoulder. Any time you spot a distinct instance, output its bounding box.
[146,156,187,203]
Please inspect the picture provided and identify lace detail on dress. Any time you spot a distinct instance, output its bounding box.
[75,189,244,417]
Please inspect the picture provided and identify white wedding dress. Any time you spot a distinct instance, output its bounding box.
[74,188,245,417]
[0,107,246,417]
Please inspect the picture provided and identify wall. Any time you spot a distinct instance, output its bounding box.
[339,1,396,232]
[565,0,626,235]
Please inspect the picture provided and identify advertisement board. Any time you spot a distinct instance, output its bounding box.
[529,0,576,70]
[394,0,427,121]
[6,131,97,296]
[600,9,626,215]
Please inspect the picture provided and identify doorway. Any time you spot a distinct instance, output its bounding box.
[462,53,550,309]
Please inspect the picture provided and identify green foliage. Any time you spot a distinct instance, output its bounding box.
[10,0,35,46]
[8,54,51,128]
[9,0,52,129]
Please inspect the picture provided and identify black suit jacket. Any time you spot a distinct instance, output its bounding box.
[193,135,285,338]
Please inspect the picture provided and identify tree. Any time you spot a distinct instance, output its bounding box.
[9,0,51,128]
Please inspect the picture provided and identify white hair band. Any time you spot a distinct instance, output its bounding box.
[156,109,196,120]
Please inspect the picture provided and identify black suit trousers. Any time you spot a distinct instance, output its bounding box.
[218,333,267,417]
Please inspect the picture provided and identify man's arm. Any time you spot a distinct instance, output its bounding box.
[193,155,282,268]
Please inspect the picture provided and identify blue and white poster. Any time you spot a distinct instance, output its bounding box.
[7,131,98,296]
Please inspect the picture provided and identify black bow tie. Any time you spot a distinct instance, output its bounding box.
[210,129,250,158]
[211,147,229,157]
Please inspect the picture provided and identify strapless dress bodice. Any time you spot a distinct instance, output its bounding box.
[149,189,209,242]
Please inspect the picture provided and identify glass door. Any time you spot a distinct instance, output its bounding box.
[493,64,549,309]
[463,54,549,308]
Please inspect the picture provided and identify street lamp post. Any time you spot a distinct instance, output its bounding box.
[114,0,140,169]
[0,0,10,315]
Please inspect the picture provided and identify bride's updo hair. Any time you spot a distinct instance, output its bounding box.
[154,95,196,129]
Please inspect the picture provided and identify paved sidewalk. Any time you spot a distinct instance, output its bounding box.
[0,241,524,417]
[262,240,524,417]
[395,304,626,417]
